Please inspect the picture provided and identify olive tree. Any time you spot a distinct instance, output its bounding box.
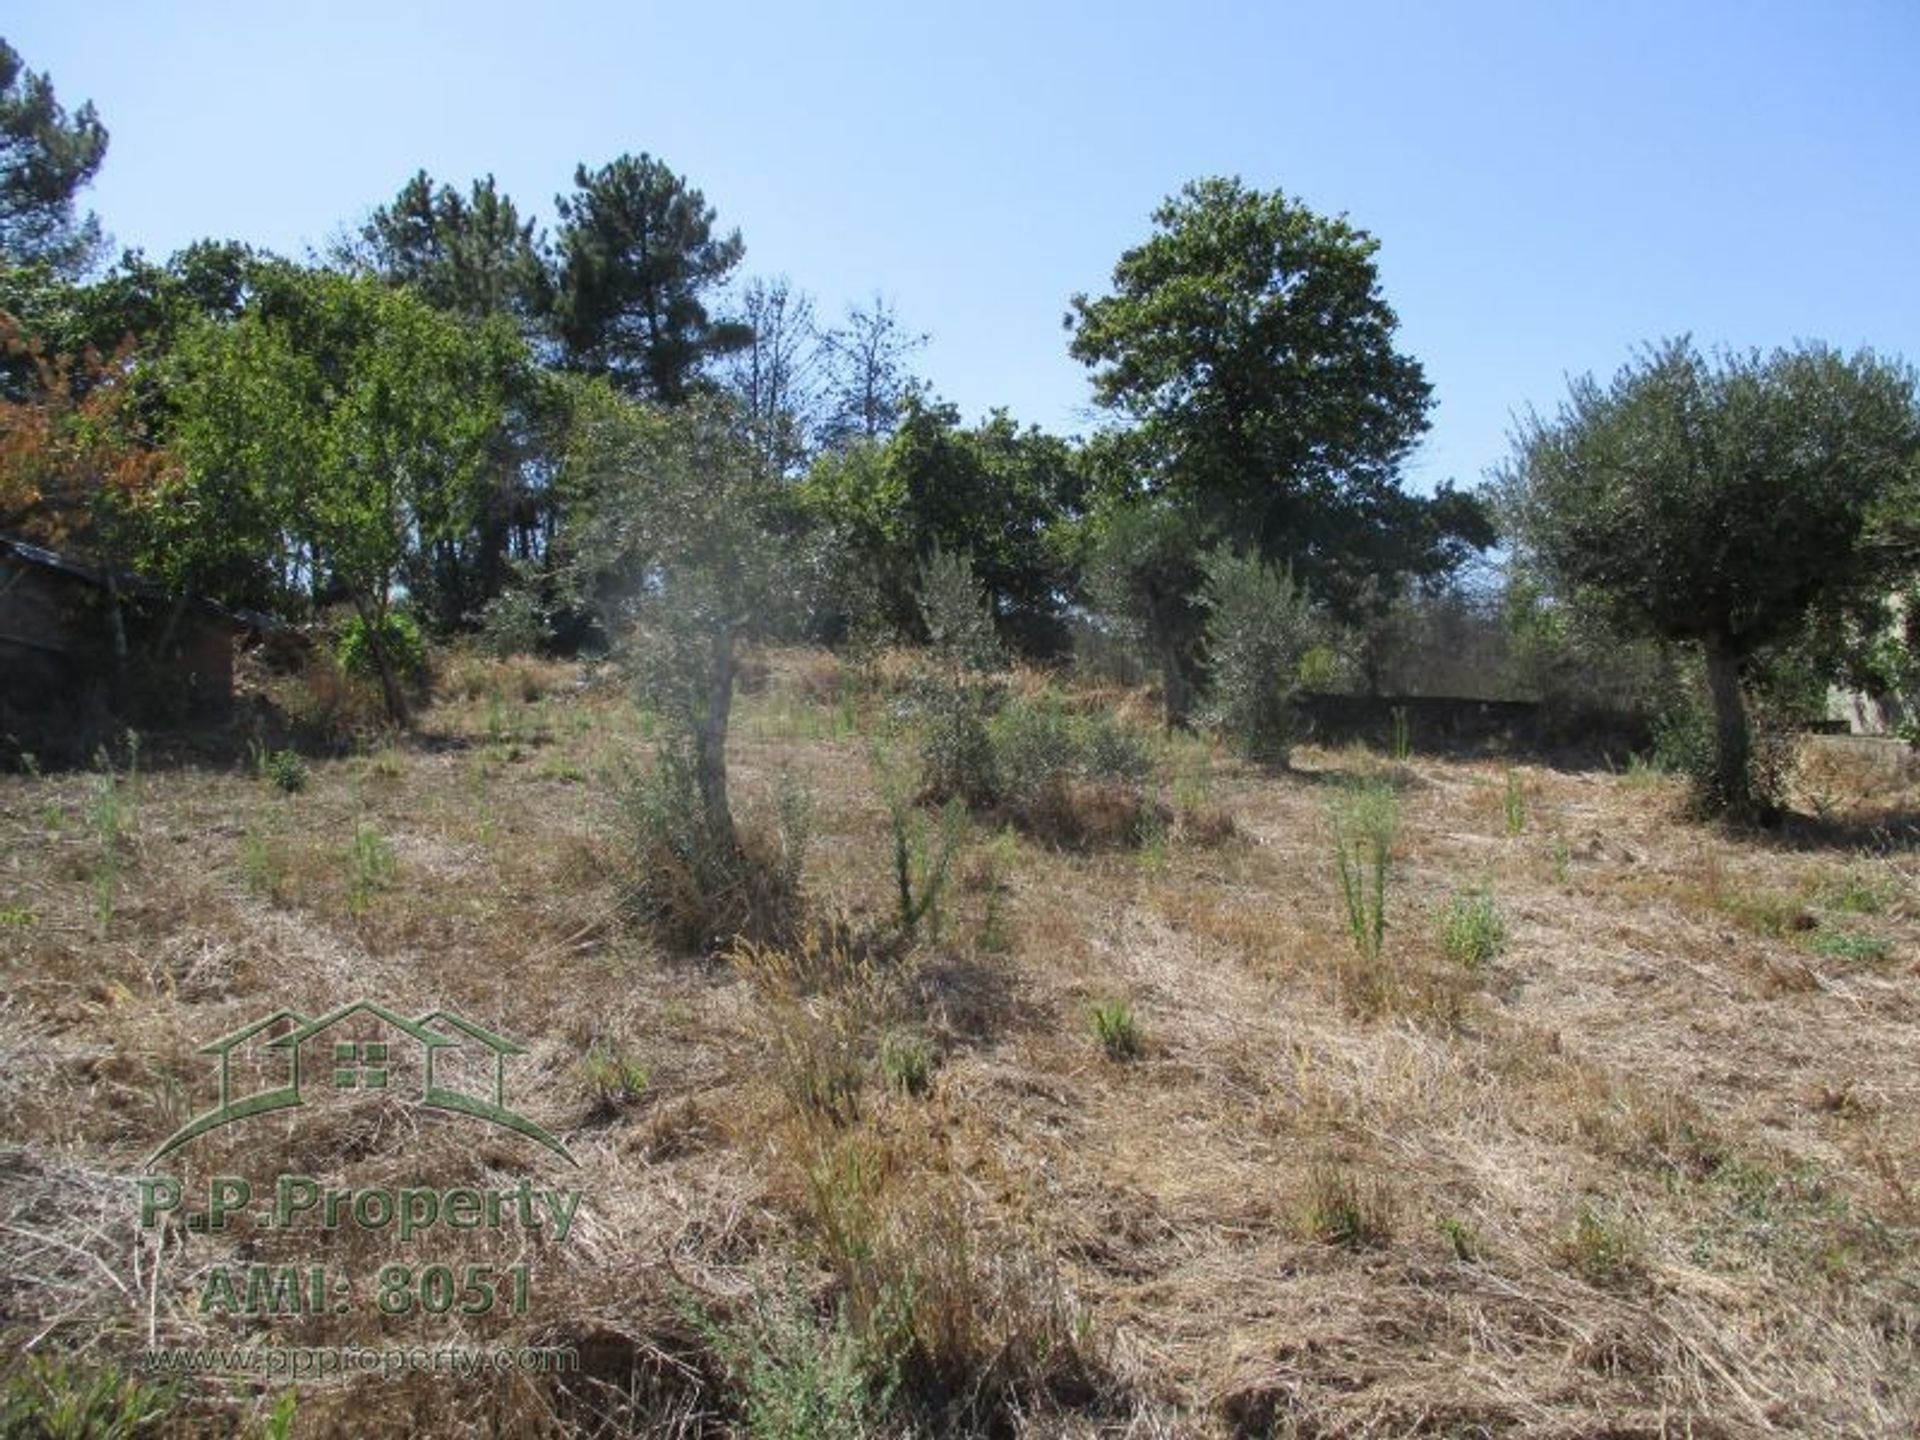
[1496,338,1920,816]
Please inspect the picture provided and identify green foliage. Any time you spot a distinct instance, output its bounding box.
[914,677,1002,810]
[1498,338,1920,813]
[1069,177,1487,622]
[1809,931,1892,964]
[798,398,1085,654]
[0,1355,175,1440]
[916,545,1002,671]
[989,697,1082,812]
[700,1279,891,1440]
[1563,1203,1644,1287]
[88,737,136,934]
[1089,998,1141,1060]
[877,736,966,942]
[336,611,427,684]
[611,746,808,953]
[1197,546,1313,764]
[553,153,747,403]
[1439,888,1506,969]
[1437,1215,1481,1263]
[1330,781,1397,963]
[260,1389,298,1440]
[162,266,521,716]
[262,748,308,794]
[475,583,551,657]
[564,391,802,850]
[1083,715,1154,785]
[350,170,548,325]
[0,39,110,276]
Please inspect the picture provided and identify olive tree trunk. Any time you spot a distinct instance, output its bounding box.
[1702,637,1752,817]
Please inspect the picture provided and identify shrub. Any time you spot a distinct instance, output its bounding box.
[611,748,808,953]
[989,697,1081,811]
[700,1278,888,1440]
[916,678,1002,810]
[336,610,427,683]
[584,1045,651,1112]
[879,1030,935,1096]
[1439,887,1506,968]
[475,585,550,657]
[1562,1203,1644,1287]
[262,747,308,794]
[1198,546,1315,764]
[1083,715,1155,784]
[917,545,1002,672]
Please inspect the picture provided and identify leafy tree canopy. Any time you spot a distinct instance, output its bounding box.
[1495,337,1920,812]
[350,170,549,326]
[553,153,748,404]
[0,37,108,277]
[1068,176,1481,617]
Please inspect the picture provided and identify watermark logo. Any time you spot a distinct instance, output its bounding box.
[148,999,576,1166]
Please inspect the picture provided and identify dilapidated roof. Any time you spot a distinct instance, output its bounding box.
[0,533,281,632]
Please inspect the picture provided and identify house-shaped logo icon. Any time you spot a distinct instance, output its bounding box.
[149,1000,576,1166]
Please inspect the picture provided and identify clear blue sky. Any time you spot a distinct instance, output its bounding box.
[10,2,1918,493]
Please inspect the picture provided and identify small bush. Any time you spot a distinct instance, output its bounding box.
[916,678,1002,810]
[1439,888,1506,968]
[476,585,549,658]
[1198,546,1314,764]
[611,749,808,953]
[262,747,308,794]
[336,610,428,684]
[1083,715,1155,785]
[701,1278,888,1440]
[990,698,1081,811]
[918,545,1003,672]
[1090,998,1141,1060]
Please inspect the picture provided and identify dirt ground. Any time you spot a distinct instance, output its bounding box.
[2,652,1916,1437]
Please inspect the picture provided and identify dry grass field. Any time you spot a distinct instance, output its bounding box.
[2,649,1917,1437]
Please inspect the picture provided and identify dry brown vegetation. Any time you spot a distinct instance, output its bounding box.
[2,650,1918,1436]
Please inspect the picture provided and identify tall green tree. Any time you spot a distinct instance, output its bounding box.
[553,154,748,404]
[348,171,564,628]
[1068,177,1488,721]
[1496,338,1920,816]
[164,269,520,719]
[351,170,549,326]
[798,397,1085,653]
[0,38,108,277]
